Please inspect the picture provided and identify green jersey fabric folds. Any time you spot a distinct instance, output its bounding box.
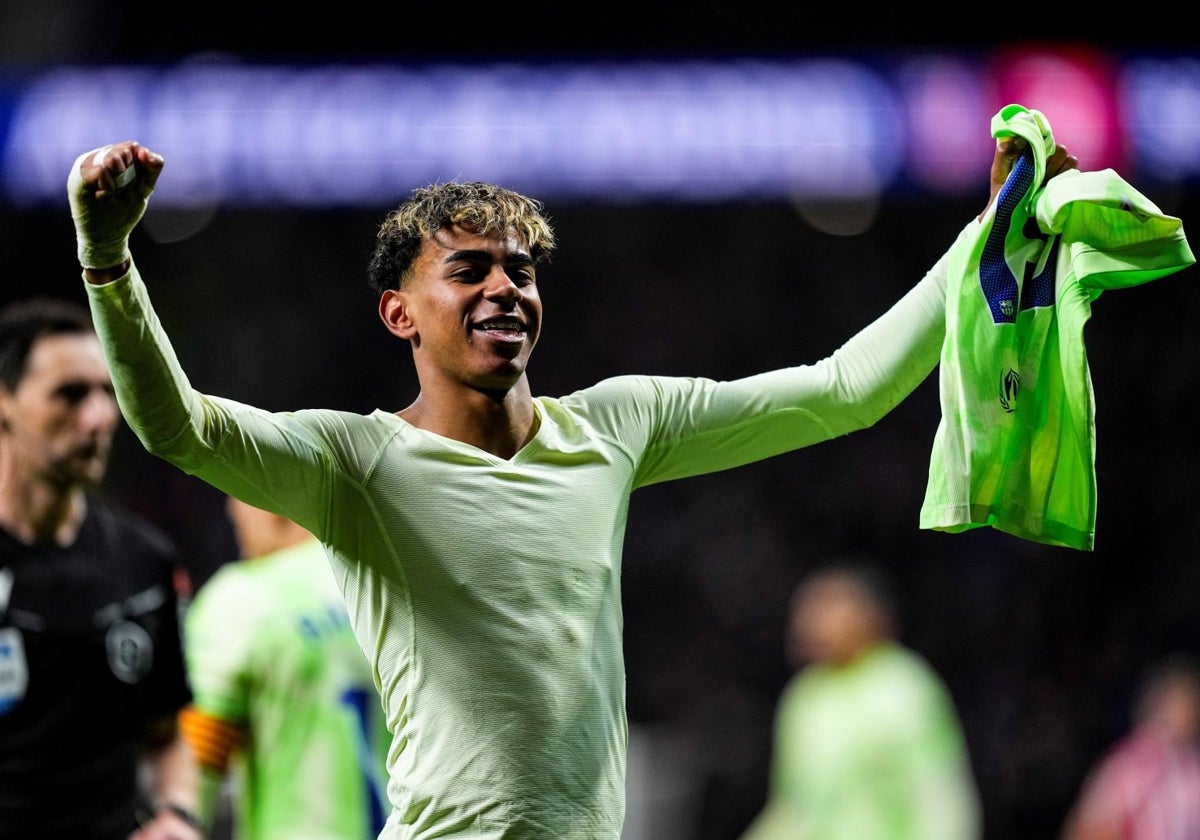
[920,104,1195,550]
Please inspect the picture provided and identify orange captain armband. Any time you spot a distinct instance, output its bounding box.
[178,704,245,773]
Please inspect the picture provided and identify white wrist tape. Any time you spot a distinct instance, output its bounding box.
[67,145,153,269]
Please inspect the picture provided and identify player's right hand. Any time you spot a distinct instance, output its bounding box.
[67,140,165,270]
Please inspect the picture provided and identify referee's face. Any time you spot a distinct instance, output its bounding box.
[1,332,119,489]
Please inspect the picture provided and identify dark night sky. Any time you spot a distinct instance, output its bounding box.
[2,1,1193,69]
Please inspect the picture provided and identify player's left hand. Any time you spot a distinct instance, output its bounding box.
[980,138,1078,220]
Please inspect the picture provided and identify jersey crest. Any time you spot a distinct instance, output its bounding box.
[105,620,154,684]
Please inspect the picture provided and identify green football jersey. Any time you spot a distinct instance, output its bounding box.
[920,104,1194,550]
[185,539,388,840]
[743,643,981,840]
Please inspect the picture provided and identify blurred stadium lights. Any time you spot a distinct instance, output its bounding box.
[1,47,1197,208]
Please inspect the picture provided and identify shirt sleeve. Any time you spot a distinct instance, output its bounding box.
[141,528,195,719]
[85,263,344,535]
[572,228,961,488]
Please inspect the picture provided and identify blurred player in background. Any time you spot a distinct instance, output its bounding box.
[1059,653,1200,840]
[739,558,982,840]
[180,495,388,840]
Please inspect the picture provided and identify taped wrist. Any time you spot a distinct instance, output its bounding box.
[66,146,152,269]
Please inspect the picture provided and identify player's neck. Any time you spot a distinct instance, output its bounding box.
[399,382,538,459]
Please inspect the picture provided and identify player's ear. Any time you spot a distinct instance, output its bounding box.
[378,289,416,341]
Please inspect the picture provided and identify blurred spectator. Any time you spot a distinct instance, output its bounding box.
[179,496,388,840]
[738,557,982,840]
[1059,653,1200,840]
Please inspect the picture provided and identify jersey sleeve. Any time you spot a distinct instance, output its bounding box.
[1036,168,1195,293]
[84,264,350,536]
[572,243,952,488]
[121,509,195,720]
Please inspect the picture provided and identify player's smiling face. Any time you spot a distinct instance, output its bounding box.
[380,223,542,392]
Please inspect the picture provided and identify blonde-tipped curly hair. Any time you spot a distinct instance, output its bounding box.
[366,181,557,295]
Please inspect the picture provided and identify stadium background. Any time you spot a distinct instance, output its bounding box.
[2,5,1197,837]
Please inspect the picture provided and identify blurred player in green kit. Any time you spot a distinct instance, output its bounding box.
[739,558,982,840]
[180,496,388,840]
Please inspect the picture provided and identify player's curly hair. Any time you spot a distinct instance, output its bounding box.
[366,181,557,296]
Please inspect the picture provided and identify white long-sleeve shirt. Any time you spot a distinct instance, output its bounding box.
[85,241,953,839]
